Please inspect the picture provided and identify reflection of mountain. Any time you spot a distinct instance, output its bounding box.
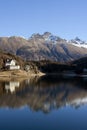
[0,76,87,112]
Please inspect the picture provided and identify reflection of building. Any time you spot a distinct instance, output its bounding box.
[5,59,20,70]
[5,81,20,93]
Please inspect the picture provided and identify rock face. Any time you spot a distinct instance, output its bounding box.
[0,33,87,62]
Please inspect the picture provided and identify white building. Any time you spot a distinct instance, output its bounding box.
[5,59,20,70]
[5,59,16,66]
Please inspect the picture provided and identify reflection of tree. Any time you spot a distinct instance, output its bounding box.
[0,76,87,113]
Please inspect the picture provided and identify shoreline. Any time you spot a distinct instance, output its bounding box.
[0,70,45,78]
[0,70,87,79]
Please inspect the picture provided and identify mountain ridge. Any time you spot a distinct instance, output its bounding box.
[0,32,87,62]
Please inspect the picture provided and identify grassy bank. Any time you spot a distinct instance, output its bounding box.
[0,70,45,78]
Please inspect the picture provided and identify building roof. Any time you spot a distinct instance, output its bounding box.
[6,59,16,63]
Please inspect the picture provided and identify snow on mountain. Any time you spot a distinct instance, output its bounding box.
[43,33,87,49]
[44,35,58,44]
[30,33,87,48]
[42,32,59,44]
[1,32,86,62]
[69,37,87,48]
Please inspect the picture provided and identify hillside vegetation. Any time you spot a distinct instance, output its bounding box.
[0,50,87,75]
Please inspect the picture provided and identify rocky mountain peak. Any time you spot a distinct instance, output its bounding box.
[30,33,42,39]
[75,37,81,42]
[43,32,52,36]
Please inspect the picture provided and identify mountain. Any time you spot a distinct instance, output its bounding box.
[69,37,87,48]
[0,36,28,54]
[0,33,87,62]
[16,32,87,62]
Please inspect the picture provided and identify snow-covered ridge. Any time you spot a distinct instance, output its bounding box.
[43,34,59,44]
[69,37,87,48]
[30,32,64,44]
[70,43,87,48]
[30,33,87,48]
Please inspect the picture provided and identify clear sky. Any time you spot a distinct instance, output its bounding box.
[0,0,87,40]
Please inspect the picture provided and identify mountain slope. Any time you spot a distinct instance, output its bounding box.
[17,33,87,62]
[0,36,28,54]
[69,37,87,48]
[0,33,87,62]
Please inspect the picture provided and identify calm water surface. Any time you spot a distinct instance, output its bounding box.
[0,75,87,130]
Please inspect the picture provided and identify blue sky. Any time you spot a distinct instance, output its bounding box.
[0,0,87,40]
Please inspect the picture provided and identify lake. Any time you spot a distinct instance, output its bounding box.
[0,75,87,130]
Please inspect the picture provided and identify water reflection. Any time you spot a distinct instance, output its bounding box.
[5,81,20,93]
[0,75,87,112]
